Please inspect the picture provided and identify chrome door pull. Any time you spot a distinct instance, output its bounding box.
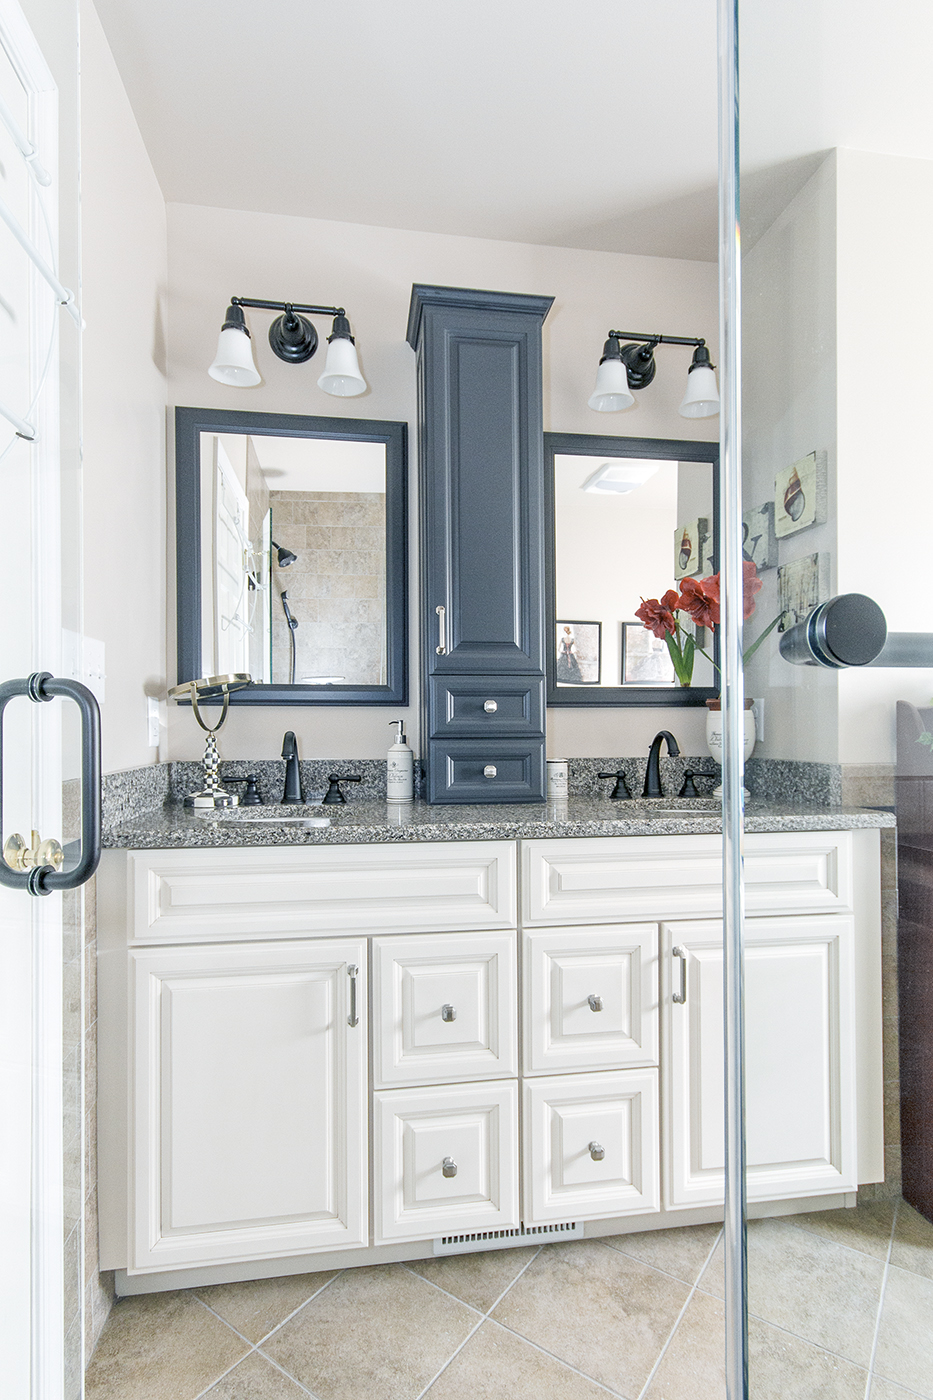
[672,946,688,1004]
[347,963,360,1027]
[483,765,497,778]
[441,1003,457,1022]
[588,1141,605,1161]
[587,994,603,1013]
[442,1156,458,1178]
[483,699,498,713]
[435,604,447,655]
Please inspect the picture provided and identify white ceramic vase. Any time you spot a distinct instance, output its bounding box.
[705,701,756,767]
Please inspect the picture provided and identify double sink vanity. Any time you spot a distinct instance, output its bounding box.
[97,793,891,1295]
[95,280,890,1294]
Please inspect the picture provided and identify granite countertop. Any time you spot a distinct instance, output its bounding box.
[101,795,895,849]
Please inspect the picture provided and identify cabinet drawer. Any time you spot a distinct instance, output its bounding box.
[523,925,658,1075]
[523,832,853,924]
[374,1080,519,1243]
[374,932,517,1087]
[523,1070,659,1223]
[119,842,517,942]
[428,675,544,739]
[427,738,546,804]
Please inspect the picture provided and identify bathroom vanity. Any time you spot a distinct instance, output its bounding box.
[96,801,890,1294]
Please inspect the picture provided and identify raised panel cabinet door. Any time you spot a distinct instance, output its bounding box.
[130,939,367,1271]
[523,924,659,1074]
[374,1080,519,1243]
[523,1070,660,1223]
[373,931,518,1087]
[663,917,857,1209]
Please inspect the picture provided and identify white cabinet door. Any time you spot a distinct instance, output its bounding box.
[523,924,658,1074]
[373,932,517,1087]
[374,1080,519,1243]
[130,939,367,1271]
[523,1070,660,1223]
[664,917,857,1209]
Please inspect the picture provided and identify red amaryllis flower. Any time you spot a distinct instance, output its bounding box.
[742,559,763,619]
[678,574,721,629]
[636,589,679,639]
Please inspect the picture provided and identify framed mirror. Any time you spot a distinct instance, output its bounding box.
[545,432,720,706]
[175,407,408,705]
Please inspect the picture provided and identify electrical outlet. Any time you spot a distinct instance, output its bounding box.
[751,698,765,743]
[147,696,161,749]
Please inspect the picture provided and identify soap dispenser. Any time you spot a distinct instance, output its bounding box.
[387,720,414,801]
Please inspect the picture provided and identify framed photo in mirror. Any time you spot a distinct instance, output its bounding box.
[175,407,408,706]
[545,431,720,707]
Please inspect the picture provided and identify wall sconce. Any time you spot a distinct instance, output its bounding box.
[588,330,720,419]
[208,297,367,397]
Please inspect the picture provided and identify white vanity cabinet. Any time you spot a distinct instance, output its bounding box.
[97,826,883,1290]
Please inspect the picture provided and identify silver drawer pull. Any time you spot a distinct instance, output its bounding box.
[347,963,360,1027]
[588,1141,605,1162]
[435,604,447,655]
[587,994,603,1013]
[672,946,687,1004]
[483,765,497,777]
[441,1003,457,1022]
[483,700,498,713]
[442,1156,458,1178]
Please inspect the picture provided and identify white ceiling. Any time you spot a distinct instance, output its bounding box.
[93,0,933,264]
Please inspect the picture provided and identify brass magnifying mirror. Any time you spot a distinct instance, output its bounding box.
[167,673,251,807]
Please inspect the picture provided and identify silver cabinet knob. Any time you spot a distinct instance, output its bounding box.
[483,765,497,777]
[442,1156,458,1178]
[587,994,603,1012]
[483,700,498,713]
[441,1003,457,1022]
[588,1141,605,1161]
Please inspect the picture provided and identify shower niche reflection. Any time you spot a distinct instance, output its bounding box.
[175,408,407,705]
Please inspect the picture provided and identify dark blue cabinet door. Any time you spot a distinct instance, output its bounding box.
[409,287,553,677]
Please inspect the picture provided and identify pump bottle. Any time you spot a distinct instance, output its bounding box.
[387,720,414,801]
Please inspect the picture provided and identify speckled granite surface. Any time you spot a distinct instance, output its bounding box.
[102,794,894,849]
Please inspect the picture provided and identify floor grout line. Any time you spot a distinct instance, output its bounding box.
[634,1226,724,1400]
[255,1347,325,1398]
[252,1269,348,1347]
[396,1263,486,1318]
[191,1293,261,1351]
[863,1196,899,1400]
[598,1232,726,1290]
[191,1349,258,1400]
[410,1244,544,1400]
[489,1318,630,1399]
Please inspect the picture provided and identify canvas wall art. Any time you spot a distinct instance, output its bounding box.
[777,552,830,630]
[556,620,601,684]
[774,451,828,539]
[621,622,677,686]
[742,501,777,570]
[673,517,709,579]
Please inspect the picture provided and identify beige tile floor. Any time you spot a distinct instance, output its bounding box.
[85,1201,933,1400]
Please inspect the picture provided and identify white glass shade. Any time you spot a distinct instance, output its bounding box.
[679,363,720,418]
[587,356,635,412]
[317,336,367,397]
[208,326,261,387]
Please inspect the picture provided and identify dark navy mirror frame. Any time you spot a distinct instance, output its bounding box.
[175,406,408,706]
[544,431,720,707]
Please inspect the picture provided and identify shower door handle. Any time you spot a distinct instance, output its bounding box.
[0,673,101,896]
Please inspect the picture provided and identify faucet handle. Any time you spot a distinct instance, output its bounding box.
[598,771,632,800]
[323,774,362,805]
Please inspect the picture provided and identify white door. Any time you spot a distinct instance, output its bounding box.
[664,916,858,1209]
[129,939,368,1271]
[0,3,75,1395]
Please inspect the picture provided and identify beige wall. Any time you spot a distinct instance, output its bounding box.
[80,0,168,774]
[165,201,718,761]
[742,153,840,764]
[836,149,933,765]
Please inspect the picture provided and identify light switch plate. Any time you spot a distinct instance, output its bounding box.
[61,630,106,704]
[147,696,161,749]
[751,698,765,743]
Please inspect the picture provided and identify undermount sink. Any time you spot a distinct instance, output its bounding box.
[218,814,332,828]
[199,803,332,828]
